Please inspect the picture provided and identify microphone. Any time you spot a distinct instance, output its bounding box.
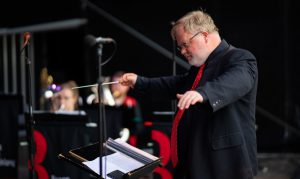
[24,32,31,43]
[20,32,31,52]
[85,34,114,46]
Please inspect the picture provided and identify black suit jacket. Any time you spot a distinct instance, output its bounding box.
[135,40,258,179]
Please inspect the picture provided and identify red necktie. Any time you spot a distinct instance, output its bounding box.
[171,64,206,167]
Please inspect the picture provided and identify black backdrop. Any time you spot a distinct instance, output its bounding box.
[1,0,300,153]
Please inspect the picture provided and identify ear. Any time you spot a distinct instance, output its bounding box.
[202,32,209,43]
[201,31,209,37]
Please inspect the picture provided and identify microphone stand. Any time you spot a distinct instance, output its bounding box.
[23,34,36,179]
[84,34,115,178]
[96,43,105,178]
[171,35,177,118]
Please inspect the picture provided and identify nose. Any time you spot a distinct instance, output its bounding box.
[180,47,187,55]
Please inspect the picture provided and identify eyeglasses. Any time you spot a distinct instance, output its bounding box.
[176,31,203,52]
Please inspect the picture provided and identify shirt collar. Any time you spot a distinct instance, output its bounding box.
[205,39,230,65]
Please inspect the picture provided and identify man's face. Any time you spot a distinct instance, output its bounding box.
[175,26,209,67]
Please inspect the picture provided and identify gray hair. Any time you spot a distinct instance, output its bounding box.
[171,10,219,39]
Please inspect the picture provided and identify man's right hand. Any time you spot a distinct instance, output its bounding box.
[119,73,137,88]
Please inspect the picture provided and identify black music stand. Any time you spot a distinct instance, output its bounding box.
[0,94,23,178]
[24,111,96,179]
[58,138,161,179]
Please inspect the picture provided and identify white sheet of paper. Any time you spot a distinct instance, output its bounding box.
[114,138,158,161]
[83,152,144,178]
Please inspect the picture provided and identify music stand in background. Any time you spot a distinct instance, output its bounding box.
[23,111,97,179]
[0,94,23,178]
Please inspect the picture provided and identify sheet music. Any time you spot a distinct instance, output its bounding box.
[113,138,158,161]
[82,152,144,178]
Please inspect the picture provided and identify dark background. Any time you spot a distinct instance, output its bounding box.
[1,0,300,152]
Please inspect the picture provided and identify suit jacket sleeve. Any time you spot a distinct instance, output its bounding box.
[133,74,188,101]
[197,49,257,112]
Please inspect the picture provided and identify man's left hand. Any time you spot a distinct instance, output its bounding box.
[176,90,203,110]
